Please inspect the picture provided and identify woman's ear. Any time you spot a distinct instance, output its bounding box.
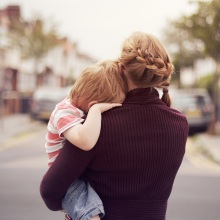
[88,101,98,109]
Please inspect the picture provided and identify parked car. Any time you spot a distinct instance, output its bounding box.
[30,86,72,121]
[170,88,214,132]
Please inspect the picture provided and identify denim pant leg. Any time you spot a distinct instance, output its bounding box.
[62,179,105,220]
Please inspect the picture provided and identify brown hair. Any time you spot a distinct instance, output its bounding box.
[119,32,174,107]
[69,59,127,111]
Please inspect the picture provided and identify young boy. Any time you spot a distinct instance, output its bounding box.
[45,59,127,220]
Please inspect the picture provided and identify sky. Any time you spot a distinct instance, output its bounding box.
[0,0,196,60]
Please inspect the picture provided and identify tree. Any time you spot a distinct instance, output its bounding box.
[163,24,205,88]
[197,73,213,93]
[165,0,220,134]
[8,16,60,75]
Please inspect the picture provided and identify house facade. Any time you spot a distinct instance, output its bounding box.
[0,5,96,114]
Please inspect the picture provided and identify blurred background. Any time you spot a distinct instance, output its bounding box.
[0,0,219,220]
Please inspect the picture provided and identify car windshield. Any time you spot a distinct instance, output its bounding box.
[171,91,211,110]
[172,95,197,110]
[196,95,207,105]
[34,87,68,101]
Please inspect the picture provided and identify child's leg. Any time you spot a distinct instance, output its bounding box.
[90,215,100,220]
[65,214,100,220]
[64,213,72,220]
[62,179,104,220]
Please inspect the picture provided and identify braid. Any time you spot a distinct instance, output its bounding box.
[135,48,173,87]
[120,31,174,107]
[161,82,171,107]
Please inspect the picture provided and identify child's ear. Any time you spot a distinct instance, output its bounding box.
[88,101,98,109]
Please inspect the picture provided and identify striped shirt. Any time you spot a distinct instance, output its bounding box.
[45,97,85,166]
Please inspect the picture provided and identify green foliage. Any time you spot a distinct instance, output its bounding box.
[164,0,220,72]
[8,17,60,61]
[164,23,204,69]
[177,0,220,61]
[164,0,220,133]
[197,74,213,89]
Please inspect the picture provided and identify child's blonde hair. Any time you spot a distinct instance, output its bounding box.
[69,59,127,110]
[119,32,174,107]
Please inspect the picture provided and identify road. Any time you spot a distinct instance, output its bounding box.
[0,123,63,220]
[167,159,220,220]
[0,122,220,220]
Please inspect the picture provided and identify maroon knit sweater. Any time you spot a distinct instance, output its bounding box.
[40,88,189,220]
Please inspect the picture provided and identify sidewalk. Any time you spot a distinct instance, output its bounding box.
[190,130,220,165]
[187,122,220,171]
[0,113,43,146]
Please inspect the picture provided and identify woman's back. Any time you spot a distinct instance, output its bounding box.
[40,32,189,220]
[83,88,188,220]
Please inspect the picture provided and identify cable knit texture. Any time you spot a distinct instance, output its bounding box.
[40,88,189,220]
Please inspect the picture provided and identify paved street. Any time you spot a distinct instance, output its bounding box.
[0,123,64,220]
[167,165,220,220]
[0,114,220,220]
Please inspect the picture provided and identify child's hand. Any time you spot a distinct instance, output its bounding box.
[91,103,122,113]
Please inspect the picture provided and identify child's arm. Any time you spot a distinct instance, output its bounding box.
[63,103,121,151]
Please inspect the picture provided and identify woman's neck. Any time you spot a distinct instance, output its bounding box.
[125,75,139,91]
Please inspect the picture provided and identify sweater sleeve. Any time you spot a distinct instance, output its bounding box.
[40,140,95,211]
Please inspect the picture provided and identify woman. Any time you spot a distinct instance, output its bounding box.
[40,31,189,220]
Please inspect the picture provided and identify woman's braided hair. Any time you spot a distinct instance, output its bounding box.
[119,32,174,107]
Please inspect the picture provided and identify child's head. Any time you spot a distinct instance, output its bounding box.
[69,59,127,112]
[119,31,174,107]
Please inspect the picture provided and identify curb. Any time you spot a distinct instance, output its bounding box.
[0,114,46,152]
[0,128,44,153]
[186,137,220,173]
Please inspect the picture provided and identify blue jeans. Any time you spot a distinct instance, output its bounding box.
[62,179,105,220]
